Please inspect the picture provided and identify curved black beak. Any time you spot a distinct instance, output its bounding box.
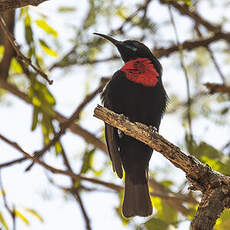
[93,33,122,47]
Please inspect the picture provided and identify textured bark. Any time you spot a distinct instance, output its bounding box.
[94,105,230,230]
[0,0,48,13]
[0,10,15,80]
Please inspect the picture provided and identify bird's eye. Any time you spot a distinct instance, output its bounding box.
[125,45,137,52]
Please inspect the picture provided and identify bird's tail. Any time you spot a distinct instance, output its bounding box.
[122,170,152,218]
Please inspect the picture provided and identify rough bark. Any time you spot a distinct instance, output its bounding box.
[94,105,230,230]
[0,0,48,13]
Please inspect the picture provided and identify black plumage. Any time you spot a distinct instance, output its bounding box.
[94,33,167,218]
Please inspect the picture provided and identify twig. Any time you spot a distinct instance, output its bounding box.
[0,172,16,230]
[155,31,230,58]
[194,25,226,84]
[0,133,120,191]
[0,80,107,153]
[0,157,27,168]
[150,178,197,216]
[0,0,48,13]
[25,80,108,171]
[60,144,92,230]
[94,105,230,230]
[161,0,221,33]
[0,16,53,85]
[168,5,193,138]
[73,193,91,230]
[207,47,226,84]
[204,83,230,95]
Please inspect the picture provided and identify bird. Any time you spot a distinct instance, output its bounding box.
[94,33,167,218]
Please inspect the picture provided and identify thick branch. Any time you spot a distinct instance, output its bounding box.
[94,105,230,229]
[0,0,48,13]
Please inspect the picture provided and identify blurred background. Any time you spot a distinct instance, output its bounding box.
[0,0,230,229]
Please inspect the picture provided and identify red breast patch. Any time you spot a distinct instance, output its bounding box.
[120,58,159,87]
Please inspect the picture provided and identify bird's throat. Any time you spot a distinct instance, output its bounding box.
[120,58,159,87]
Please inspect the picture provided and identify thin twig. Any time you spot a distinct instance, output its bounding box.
[204,83,230,95]
[25,80,108,171]
[0,172,16,230]
[207,47,226,84]
[0,16,53,85]
[161,0,221,33]
[168,5,193,139]
[0,157,27,168]
[0,80,107,153]
[73,193,91,230]
[0,133,120,191]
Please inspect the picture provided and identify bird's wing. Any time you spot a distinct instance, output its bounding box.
[101,71,124,178]
[105,124,123,178]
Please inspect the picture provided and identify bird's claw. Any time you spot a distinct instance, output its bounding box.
[120,114,129,121]
[148,125,158,133]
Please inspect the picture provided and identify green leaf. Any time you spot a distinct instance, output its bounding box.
[151,197,177,226]
[39,39,58,58]
[24,14,31,26]
[80,148,96,174]
[55,141,62,155]
[160,201,178,225]
[214,209,230,230]
[0,210,9,230]
[58,7,76,12]
[83,0,96,29]
[15,209,30,225]
[31,106,39,131]
[25,25,33,45]
[10,58,23,75]
[145,217,169,230]
[0,45,5,62]
[25,208,44,223]
[32,97,41,107]
[35,19,58,37]
[201,156,230,175]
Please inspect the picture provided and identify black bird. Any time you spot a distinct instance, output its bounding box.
[94,33,167,218]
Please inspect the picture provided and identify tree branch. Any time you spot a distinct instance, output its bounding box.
[0,133,120,191]
[0,16,53,84]
[0,0,48,13]
[94,105,230,230]
[204,83,230,95]
[160,0,221,33]
[0,80,107,153]
[25,80,107,171]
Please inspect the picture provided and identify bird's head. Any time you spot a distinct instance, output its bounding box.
[94,33,162,76]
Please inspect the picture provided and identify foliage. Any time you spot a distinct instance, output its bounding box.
[0,0,230,229]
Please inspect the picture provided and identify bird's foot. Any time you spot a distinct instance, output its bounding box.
[120,114,129,121]
[117,129,124,138]
[148,125,158,133]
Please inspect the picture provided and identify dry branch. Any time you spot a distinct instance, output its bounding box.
[94,105,230,230]
[204,83,230,95]
[0,0,48,13]
[25,81,107,171]
[161,0,221,32]
[0,16,53,84]
[0,80,107,153]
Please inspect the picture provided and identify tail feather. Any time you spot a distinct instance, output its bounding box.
[122,172,152,218]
